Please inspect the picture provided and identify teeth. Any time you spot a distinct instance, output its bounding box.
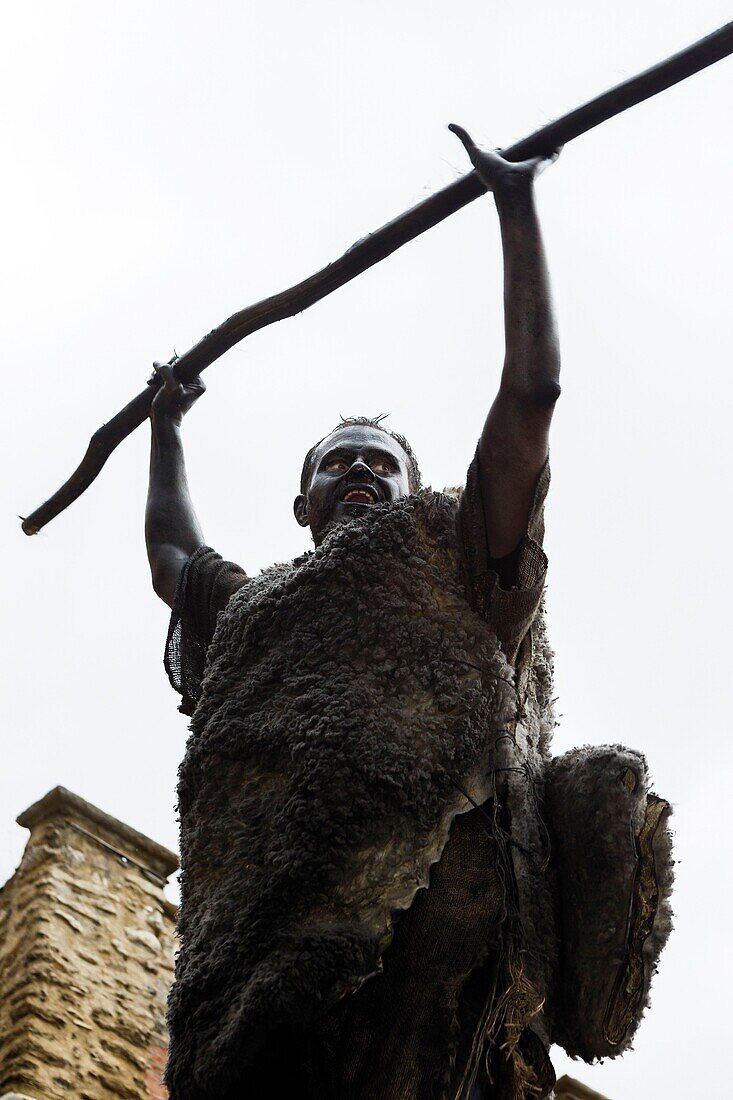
[344,489,375,503]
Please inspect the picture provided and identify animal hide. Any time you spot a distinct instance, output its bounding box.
[166,492,518,1099]
[164,489,674,1099]
[545,745,673,1061]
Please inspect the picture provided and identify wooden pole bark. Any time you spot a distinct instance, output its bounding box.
[21,20,733,535]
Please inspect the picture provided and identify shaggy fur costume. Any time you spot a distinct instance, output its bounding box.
[545,745,674,1061]
[165,490,673,1100]
[168,492,517,1098]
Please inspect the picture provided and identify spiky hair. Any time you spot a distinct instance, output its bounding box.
[300,416,422,494]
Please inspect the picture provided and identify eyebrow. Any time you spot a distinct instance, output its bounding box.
[320,446,399,464]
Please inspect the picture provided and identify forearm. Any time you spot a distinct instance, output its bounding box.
[146,417,205,605]
[449,127,561,558]
[495,181,560,403]
[476,180,561,557]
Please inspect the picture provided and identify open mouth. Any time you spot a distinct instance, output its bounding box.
[341,486,379,506]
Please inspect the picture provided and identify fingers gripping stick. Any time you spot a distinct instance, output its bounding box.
[150,361,206,425]
[448,123,561,190]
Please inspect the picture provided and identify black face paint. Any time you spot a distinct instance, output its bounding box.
[295,425,412,545]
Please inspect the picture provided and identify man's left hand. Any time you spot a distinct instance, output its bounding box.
[449,123,560,195]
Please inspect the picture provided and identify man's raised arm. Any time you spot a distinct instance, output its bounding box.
[450,125,561,559]
[145,362,207,608]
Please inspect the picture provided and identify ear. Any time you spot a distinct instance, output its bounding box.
[293,494,309,527]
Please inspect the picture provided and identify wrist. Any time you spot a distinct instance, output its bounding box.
[493,172,536,216]
[151,411,184,439]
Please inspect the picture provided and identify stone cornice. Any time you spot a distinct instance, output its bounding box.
[17,785,179,881]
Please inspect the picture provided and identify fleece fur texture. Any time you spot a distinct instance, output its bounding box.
[167,492,518,1099]
[165,489,674,1099]
[545,745,674,1061]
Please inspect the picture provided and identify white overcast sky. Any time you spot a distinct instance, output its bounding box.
[2,2,731,1096]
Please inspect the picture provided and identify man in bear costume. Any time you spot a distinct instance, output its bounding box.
[146,128,672,1099]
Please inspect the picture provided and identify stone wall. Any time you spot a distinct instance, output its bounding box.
[0,787,178,1100]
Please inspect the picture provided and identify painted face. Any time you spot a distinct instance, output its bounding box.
[294,425,413,545]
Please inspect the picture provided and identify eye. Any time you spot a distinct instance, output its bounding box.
[372,460,395,475]
[324,459,349,473]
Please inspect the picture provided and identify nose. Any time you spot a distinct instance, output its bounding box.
[348,460,374,480]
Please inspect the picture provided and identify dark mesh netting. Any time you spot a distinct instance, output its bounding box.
[164,546,248,716]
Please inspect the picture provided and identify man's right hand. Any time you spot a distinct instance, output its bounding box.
[150,361,206,427]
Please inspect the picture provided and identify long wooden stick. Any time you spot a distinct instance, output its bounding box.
[22,20,733,535]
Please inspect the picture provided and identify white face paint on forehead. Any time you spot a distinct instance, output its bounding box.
[312,425,410,472]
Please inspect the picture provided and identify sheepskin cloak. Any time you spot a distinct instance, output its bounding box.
[166,489,674,1099]
[167,491,523,1097]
